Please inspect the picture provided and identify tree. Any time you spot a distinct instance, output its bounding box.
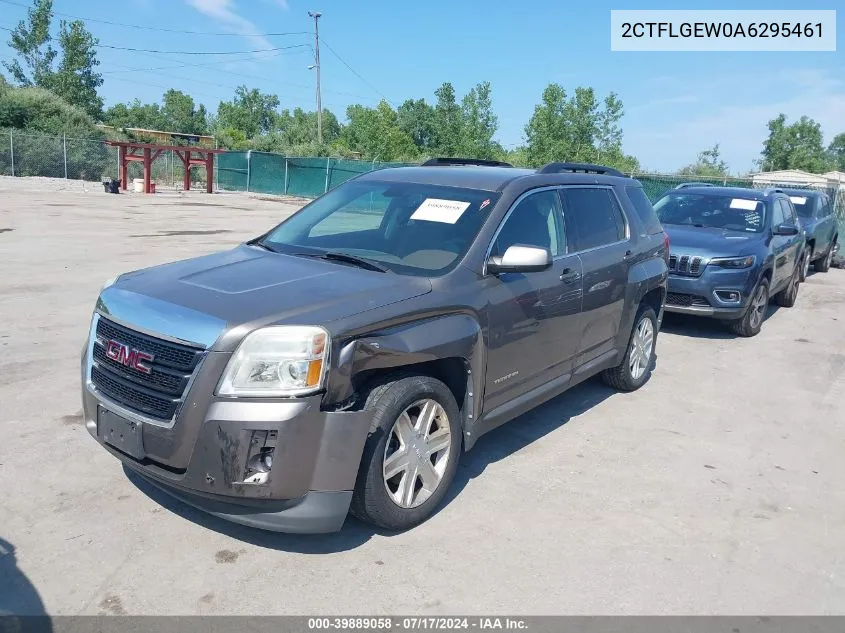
[46,20,103,119]
[340,101,418,160]
[2,0,55,88]
[161,89,207,135]
[431,82,463,156]
[827,132,845,172]
[458,81,499,159]
[4,0,103,119]
[214,86,280,139]
[760,114,830,173]
[103,99,165,130]
[679,144,729,177]
[397,98,436,153]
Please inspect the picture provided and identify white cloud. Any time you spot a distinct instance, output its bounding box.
[186,0,277,58]
[625,68,845,174]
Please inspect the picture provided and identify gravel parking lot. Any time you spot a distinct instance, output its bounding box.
[1,177,844,616]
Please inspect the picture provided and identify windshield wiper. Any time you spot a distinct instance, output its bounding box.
[247,237,277,252]
[297,251,389,273]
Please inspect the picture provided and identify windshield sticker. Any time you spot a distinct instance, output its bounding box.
[479,198,491,211]
[729,198,758,211]
[410,198,472,224]
[789,196,807,205]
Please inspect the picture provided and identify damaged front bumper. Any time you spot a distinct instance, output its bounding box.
[81,311,371,534]
[83,387,371,533]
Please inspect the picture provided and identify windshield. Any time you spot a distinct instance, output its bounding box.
[257,179,500,276]
[654,192,767,233]
[787,194,815,218]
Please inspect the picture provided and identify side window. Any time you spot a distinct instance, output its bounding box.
[491,190,564,258]
[560,187,626,252]
[781,199,797,224]
[625,186,663,235]
[771,199,786,227]
[819,196,831,218]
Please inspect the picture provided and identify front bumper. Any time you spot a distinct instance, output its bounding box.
[82,321,372,534]
[664,266,758,320]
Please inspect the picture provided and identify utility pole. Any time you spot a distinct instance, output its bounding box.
[308,10,323,144]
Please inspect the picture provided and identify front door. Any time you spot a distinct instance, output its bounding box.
[559,186,631,365]
[483,189,583,413]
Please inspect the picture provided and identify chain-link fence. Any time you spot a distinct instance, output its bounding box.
[3,128,844,236]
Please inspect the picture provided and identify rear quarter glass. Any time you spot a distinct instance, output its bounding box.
[625,186,663,235]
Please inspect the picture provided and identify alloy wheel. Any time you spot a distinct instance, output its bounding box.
[749,284,768,330]
[628,317,654,381]
[382,399,452,509]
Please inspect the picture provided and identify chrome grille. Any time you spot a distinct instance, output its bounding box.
[668,253,705,277]
[89,317,204,421]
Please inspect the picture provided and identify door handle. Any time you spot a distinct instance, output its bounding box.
[560,267,580,283]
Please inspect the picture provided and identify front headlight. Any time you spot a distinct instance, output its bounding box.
[217,326,329,397]
[711,255,755,269]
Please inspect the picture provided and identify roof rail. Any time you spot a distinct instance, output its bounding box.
[763,187,785,195]
[674,182,715,189]
[536,162,624,177]
[421,157,514,168]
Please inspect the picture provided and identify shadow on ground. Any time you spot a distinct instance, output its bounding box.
[126,373,622,552]
[0,537,52,631]
[660,306,780,340]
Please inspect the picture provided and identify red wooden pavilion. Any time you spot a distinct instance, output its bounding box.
[106,140,226,194]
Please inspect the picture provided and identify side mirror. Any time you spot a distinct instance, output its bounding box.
[774,222,799,236]
[487,245,552,274]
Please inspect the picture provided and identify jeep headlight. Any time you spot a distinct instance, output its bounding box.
[217,326,329,397]
[711,255,756,269]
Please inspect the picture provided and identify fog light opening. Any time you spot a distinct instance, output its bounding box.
[715,290,741,303]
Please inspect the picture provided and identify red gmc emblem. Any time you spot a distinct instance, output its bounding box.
[105,339,154,374]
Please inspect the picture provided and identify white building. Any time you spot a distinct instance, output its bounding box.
[750,169,831,188]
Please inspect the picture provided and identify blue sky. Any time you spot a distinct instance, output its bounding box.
[1,0,843,173]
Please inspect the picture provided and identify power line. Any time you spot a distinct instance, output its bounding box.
[320,38,392,104]
[95,42,311,55]
[0,0,309,37]
[0,24,310,55]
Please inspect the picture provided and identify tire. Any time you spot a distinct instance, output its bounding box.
[815,242,834,273]
[350,375,462,531]
[728,278,769,337]
[774,262,800,308]
[799,246,811,282]
[601,304,657,392]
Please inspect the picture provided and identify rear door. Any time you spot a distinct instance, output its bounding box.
[818,194,836,254]
[559,186,631,366]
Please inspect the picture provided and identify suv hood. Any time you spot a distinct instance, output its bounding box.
[96,245,431,349]
[664,224,762,257]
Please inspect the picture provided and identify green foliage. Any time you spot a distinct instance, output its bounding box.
[760,114,831,173]
[524,83,638,171]
[2,0,55,88]
[0,85,99,135]
[215,85,280,138]
[339,101,419,161]
[3,0,103,119]
[827,132,845,172]
[679,144,729,178]
[0,85,109,178]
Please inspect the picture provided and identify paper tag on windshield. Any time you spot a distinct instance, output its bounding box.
[790,196,807,205]
[729,198,758,211]
[410,198,471,224]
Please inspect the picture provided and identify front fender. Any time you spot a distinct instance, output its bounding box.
[324,314,485,432]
